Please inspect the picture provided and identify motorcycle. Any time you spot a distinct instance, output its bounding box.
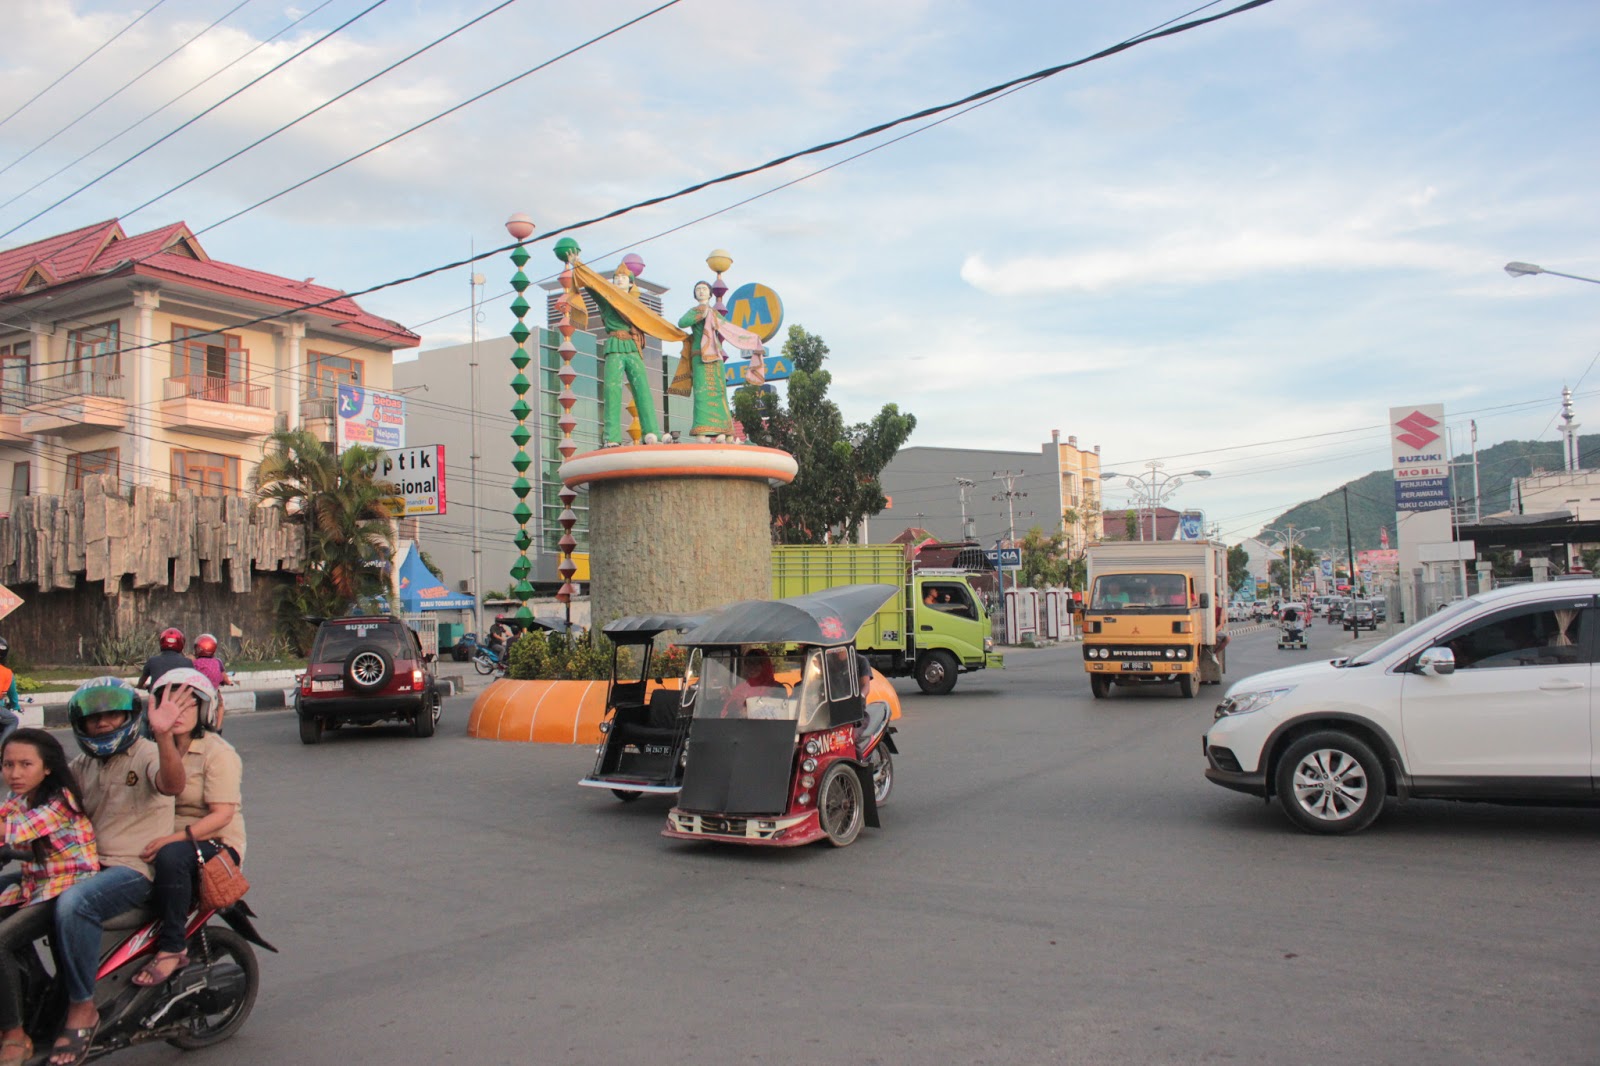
[1,887,275,1062]
[472,646,508,676]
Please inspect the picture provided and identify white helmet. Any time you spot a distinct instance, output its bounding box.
[150,667,221,733]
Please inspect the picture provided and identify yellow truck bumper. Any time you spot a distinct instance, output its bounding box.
[985,652,1005,670]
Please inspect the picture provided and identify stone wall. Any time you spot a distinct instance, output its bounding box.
[586,476,772,632]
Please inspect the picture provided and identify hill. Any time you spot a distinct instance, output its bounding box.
[1253,432,1598,555]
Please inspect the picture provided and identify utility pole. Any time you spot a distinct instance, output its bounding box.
[1343,485,1358,597]
[955,477,976,542]
[993,469,1027,590]
[468,268,485,637]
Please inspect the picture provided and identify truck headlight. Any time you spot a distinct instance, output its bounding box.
[984,637,994,652]
[1214,686,1296,719]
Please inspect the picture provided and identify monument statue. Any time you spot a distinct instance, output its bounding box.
[668,279,766,440]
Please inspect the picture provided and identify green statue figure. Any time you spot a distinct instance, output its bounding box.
[668,279,767,440]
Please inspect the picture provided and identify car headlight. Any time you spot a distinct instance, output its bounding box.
[1215,686,1296,719]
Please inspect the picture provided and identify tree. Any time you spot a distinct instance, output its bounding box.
[732,325,916,543]
[254,429,398,649]
[1018,526,1071,588]
[1227,544,1250,593]
[1268,545,1319,595]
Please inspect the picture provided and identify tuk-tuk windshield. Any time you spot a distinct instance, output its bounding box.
[687,647,826,729]
[612,643,650,685]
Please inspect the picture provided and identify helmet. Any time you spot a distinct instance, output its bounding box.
[0,637,8,665]
[68,677,145,760]
[151,667,220,733]
[159,628,185,652]
[194,633,218,657]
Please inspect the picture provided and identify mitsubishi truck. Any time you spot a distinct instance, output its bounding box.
[772,544,1003,694]
[1081,541,1229,700]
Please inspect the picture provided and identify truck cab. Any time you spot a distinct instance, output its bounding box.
[1081,541,1228,701]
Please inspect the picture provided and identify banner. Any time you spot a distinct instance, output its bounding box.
[381,445,446,516]
[336,385,406,450]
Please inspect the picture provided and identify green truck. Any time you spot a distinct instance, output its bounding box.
[772,544,1003,694]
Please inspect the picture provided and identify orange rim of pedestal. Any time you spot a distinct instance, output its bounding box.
[560,443,797,488]
[467,677,684,744]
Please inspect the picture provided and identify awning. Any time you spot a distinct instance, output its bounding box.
[394,545,475,611]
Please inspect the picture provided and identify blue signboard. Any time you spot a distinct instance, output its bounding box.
[1321,559,1333,577]
[726,283,784,341]
[1395,476,1451,512]
[984,547,1022,570]
[724,353,794,388]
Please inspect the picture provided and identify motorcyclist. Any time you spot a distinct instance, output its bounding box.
[46,678,187,1066]
[190,633,232,690]
[486,619,514,665]
[136,629,193,692]
[0,639,19,748]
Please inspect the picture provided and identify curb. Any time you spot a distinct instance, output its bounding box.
[37,676,462,728]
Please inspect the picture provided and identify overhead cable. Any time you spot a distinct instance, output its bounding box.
[0,0,172,134]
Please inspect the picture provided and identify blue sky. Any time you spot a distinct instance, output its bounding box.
[3,0,1597,541]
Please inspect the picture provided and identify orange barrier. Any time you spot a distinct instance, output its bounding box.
[467,677,683,745]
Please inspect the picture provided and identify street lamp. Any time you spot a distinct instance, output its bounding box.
[1504,261,1600,286]
[1262,525,1320,598]
[1099,462,1212,541]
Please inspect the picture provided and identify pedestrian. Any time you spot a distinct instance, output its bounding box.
[0,640,19,749]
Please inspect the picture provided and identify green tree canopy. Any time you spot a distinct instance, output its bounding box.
[1268,545,1319,595]
[1018,525,1071,588]
[732,325,916,544]
[1227,544,1250,593]
[254,429,397,649]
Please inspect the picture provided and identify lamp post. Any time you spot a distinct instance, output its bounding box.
[1098,461,1211,541]
[1263,525,1320,599]
[1504,261,1600,286]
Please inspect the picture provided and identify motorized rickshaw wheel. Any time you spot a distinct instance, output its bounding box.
[818,763,865,847]
[867,748,893,804]
[611,790,642,803]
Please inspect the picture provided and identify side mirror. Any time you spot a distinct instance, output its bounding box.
[423,652,436,664]
[1417,646,1455,676]
[1198,593,1211,609]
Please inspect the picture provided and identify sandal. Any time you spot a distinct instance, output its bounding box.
[48,1021,96,1066]
[0,1037,31,1066]
[132,950,188,987]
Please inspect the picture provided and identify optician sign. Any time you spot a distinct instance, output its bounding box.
[336,385,406,450]
[380,444,446,516]
[1389,404,1450,512]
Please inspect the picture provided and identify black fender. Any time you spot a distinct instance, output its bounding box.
[881,725,898,756]
[1258,712,1409,798]
[218,902,278,954]
[852,762,881,828]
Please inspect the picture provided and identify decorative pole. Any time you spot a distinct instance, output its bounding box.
[552,236,584,624]
[505,213,537,623]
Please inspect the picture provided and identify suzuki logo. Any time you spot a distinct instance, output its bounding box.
[1395,410,1440,450]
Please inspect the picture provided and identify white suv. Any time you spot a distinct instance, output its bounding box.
[1204,580,1594,833]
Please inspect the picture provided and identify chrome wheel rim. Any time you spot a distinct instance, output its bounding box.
[350,652,385,686]
[869,749,892,802]
[820,767,862,840]
[1291,748,1369,821]
[924,660,947,684]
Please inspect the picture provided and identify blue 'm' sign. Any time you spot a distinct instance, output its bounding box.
[724,354,794,388]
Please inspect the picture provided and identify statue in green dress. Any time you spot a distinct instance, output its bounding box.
[667,279,766,440]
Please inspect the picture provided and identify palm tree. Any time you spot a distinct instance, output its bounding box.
[254,429,397,647]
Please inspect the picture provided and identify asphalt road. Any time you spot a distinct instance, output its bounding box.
[113,622,1599,1065]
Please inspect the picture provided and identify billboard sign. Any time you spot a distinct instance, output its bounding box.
[726,282,784,342]
[380,445,446,516]
[1389,404,1450,511]
[724,353,794,388]
[337,385,406,450]
[1176,511,1205,541]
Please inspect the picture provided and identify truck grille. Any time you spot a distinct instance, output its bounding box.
[1083,645,1191,660]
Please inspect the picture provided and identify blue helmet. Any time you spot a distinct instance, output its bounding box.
[68,677,145,759]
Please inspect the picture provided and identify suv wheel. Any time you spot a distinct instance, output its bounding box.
[1274,731,1386,834]
[344,646,393,694]
[298,714,323,746]
[412,692,439,738]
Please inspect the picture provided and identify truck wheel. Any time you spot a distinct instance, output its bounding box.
[1090,675,1109,699]
[915,651,959,695]
[1177,674,1197,699]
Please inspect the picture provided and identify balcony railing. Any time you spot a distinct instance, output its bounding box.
[24,369,126,406]
[299,397,336,421]
[165,374,269,409]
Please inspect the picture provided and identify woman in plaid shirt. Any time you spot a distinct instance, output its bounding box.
[0,729,97,1066]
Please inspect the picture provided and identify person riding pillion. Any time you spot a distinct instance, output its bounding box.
[46,677,188,1066]
[0,640,19,748]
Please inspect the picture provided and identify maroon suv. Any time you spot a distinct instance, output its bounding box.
[296,616,440,744]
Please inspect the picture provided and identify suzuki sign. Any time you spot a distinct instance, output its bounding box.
[1389,404,1450,512]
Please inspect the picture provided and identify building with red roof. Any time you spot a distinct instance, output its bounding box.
[0,218,419,506]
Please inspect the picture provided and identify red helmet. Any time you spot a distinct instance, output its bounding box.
[195,633,218,657]
[159,628,185,652]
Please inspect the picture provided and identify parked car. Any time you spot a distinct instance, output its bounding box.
[1203,580,1596,833]
[1370,596,1388,622]
[296,615,440,744]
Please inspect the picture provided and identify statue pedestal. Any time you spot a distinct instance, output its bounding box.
[560,443,798,631]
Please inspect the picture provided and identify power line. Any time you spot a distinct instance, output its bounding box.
[0,0,172,134]
[0,0,250,181]
[0,0,340,216]
[0,0,394,242]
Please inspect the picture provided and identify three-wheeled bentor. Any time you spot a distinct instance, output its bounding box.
[579,613,705,802]
[662,584,902,848]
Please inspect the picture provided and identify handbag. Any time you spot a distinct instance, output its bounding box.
[187,827,249,910]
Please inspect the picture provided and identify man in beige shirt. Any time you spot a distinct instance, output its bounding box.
[47,677,187,1066]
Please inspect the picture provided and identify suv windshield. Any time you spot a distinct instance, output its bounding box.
[1346,597,1480,666]
[1090,573,1190,611]
[312,622,411,663]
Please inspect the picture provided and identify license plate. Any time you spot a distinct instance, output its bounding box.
[312,680,343,692]
[1124,662,1153,672]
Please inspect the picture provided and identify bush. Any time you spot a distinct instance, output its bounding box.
[650,643,687,680]
[15,676,43,693]
[92,628,162,668]
[507,629,614,680]
[234,634,295,663]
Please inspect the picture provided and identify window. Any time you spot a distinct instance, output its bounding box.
[171,451,240,497]
[172,325,246,388]
[306,352,363,398]
[67,449,119,490]
[0,341,28,411]
[66,322,119,376]
[1442,605,1588,670]
[823,646,856,701]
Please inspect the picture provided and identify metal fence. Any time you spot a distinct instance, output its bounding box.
[403,613,440,659]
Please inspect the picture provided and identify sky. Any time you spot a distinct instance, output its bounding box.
[1,0,1597,543]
